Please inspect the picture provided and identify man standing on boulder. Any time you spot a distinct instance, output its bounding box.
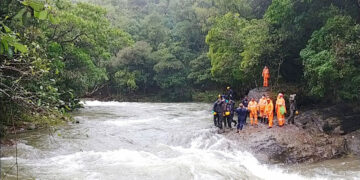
[276,93,286,127]
[226,86,234,100]
[262,66,270,87]
[248,98,258,126]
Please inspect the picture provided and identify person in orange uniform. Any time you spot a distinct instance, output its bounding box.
[248,98,258,126]
[258,94,267,123]
[262,66,270,87]
[275,93,286,127]
[265,97,274,128]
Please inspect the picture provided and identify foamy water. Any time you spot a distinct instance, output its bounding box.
[1,101,359,179]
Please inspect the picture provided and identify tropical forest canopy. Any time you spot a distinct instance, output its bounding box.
[1,0,360,125]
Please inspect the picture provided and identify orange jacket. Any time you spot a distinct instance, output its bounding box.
[258,97,267,111]
[248,101,258,113]
[276,98,286,114]
[262,67,270,78]
[265,100,274,115]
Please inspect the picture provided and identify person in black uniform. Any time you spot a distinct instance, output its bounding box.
[212,95,223,128]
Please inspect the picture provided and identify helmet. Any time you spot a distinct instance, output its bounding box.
[225,111,230,116]
[279,93,284,97]
[213,112,217,115]
[295,111,299,115]
[227,86,230,90]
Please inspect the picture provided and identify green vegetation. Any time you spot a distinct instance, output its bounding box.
[1,0,360,134]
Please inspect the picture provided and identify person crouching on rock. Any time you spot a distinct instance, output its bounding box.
[275,93,286,127]
[235,103,248,133]
[258,94,267,123]
[248,98,258,126]
[265,97,274,128]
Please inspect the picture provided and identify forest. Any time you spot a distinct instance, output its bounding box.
[1,0,360,131]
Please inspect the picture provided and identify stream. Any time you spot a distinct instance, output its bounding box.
[1,101,360,179]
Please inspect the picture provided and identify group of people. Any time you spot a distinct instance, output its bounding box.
[211,66,298,133]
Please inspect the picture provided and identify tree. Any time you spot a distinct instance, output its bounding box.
[301,15,360,102]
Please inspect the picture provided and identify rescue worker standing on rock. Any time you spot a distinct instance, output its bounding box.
[248,98,258,126]
[229,99,237,127]
[275,93,286,127]
[226,86,234,100]
[287,94,297,124]
[265,96,274,128]
[223,99,233,129]
[235,103,248,133]
[262,66,270,87]
[242,96,249,108]
[212,95,223,127]
[258,95,267,123]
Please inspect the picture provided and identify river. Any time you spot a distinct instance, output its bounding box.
[1,101,360,179]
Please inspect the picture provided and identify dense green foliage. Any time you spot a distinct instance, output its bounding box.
[0,0,132,128]
[1,0,360,130]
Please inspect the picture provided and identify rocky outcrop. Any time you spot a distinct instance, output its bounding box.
[224,88,360,164]
[224,124,347,164]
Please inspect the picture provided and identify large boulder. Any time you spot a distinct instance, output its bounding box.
[225,124,347,164]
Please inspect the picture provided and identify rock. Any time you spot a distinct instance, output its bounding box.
[247,87,271,101]
[345,130,360,156]
[228,88,360,164]
[27,123,36,130]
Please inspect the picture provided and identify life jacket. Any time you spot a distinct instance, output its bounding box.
[248,101,258,112]
[265,101,274,114]
[258,97,267,110]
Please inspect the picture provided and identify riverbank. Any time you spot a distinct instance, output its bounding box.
[0,111,73,143]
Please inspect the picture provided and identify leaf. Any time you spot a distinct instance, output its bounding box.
[29,1,44,12]
[1,39,9,52]
[0,43,4,54]
[7,48,13,58]
[2,24,11,33]
[14,43,28,53]
[34,11,40,18]
[38,10,48,20]
[48,14,59,24]
[14,8,27,20]
[37,99,42,106]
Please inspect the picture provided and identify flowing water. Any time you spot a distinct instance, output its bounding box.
[1,101,360,180]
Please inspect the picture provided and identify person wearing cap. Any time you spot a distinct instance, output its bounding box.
[265,96,274,128]
[248,98,258,126]
[226,86,234,100]
[262,66,270,87]
[235,103,248,132]
[212,95,223,128]
[258,94,267,123]
[275,93,286,127]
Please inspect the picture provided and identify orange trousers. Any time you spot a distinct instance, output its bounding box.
[277,111,285,126]
[259,109,265,118]
[250,111,258,125]
[267,113,273,127]
[263,77,269,87]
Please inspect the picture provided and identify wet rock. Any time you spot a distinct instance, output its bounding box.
[345,130,360,156]
[27,123,36,130]
[224,124,348,164]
